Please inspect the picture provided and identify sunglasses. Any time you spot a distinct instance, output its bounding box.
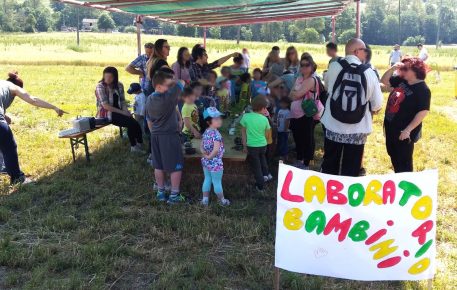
[300,62,311,68]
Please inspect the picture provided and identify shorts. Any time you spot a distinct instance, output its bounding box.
[150,133,184,172]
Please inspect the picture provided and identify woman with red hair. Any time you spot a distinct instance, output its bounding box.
[380,57,431,172]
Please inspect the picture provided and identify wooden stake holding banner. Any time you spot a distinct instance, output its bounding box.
[274,163,438,285]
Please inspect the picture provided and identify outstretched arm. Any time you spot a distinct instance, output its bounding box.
[216,52,239,66]
[10,84,66,116]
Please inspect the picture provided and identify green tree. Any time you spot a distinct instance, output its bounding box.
[177,25,196,37]
[24,13,37,33]
[298,28,320,43]
[240,26,252,41]
[423,15,437,44]
[382,15,399,45]
[338,29,356,44]
[208,26,221,39]
[362,2,385,44]
[308,18,325,33]
[97,12,115,32]
[260,22,283,42]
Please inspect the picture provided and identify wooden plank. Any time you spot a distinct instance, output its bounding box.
[59,124,109,139]
[183,134,246,162]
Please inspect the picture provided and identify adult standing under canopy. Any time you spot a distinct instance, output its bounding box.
[171,47,191,84]
[145,39,171,95]
[125,42,154,91]
[381,58,431,173]
[189,46,240,83]
[320,38,383,177]
[0,72,66,184]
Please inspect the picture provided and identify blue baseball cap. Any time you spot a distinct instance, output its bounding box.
[203,107,223,120]
[127,83,142,94]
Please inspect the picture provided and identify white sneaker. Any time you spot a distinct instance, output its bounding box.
[200,199,209,206]
[130,144,145,154]
[264,174,273,182]
[218,198,230,207]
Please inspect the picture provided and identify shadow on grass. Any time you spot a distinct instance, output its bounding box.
[0,129,409,289]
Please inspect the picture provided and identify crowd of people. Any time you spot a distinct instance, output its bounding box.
[0,38,431,207]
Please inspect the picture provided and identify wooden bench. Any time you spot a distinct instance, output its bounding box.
[59,125,123,162]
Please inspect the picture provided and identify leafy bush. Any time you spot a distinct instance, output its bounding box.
[298,28,320,44]
[338,29,356,44]
[123,25,136,33]
[402,35,426,46]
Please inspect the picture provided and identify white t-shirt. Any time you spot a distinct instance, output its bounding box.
[241,53,250,69]
[133,92,146,116]
[277,109,291,132]
[320,55,383,135]
[390,50,402,63]
[419,48,428,61]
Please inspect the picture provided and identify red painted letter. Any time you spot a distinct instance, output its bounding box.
[326,180,347,205]
[323,213,352,242]
[280,170,304,202]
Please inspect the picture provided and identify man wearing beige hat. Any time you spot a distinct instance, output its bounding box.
[389,44,402,67]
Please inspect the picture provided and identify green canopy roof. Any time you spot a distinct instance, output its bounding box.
[59,0,351,27]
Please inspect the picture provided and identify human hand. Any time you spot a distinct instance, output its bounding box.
[242,146,247,154]
[194,132,202,139]
[399,130,410,141]
[55,108,68,117]
[4,115,11,124]
[392,62,404,70]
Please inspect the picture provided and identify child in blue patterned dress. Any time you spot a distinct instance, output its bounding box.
[200,107,230,206]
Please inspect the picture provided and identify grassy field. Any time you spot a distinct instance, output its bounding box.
[0,32,456,289]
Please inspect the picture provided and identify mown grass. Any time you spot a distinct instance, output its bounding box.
[0,33,456,289]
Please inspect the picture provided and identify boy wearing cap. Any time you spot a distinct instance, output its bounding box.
[127,82,146,135]
[200,107,230,206]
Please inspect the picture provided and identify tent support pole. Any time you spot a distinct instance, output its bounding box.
[331,15,336,42]
[355,0,360,38]
[203,27,207,48]
[136,15,142,56]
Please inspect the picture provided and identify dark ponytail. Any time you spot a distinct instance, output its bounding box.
[7,71,24,88]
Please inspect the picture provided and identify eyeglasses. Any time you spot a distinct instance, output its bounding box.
[163,45,171,49]
[300,62,311,68]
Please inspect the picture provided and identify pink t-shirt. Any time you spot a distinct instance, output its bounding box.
[290,76,306,119]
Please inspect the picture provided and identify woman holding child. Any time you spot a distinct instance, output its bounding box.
[289,55,318,170]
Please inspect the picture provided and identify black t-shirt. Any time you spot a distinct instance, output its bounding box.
[384,76,431,141]
[150,59,169,78]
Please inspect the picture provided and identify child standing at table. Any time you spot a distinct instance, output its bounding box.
[276,97,291,161]
[181,86,201,140]
[200,107,230,206]
[241,95,272,191]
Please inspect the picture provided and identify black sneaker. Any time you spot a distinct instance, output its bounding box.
[359,167,367,176]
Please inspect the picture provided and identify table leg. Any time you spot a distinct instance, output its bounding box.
[83,135,90,162]
[70,138,76,162]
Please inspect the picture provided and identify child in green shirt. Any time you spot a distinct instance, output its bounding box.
[240,95,272,191]
[181,86,201,140]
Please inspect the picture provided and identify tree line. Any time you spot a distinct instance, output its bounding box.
[0,0,456,45]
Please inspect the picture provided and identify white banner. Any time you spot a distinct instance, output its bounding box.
[275,164,438,281]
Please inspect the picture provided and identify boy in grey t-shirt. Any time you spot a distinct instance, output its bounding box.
[145,70,186,204]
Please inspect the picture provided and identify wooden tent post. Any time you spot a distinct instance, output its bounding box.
[274,267,280,290]
[355,0,361,38]
[203,27,207,48]
[135,15,142,56]
[331,15,336,42]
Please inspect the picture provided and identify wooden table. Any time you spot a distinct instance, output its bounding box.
[183,134,246,162]
[59,125,122,162]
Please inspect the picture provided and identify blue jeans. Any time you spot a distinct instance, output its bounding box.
[202,168,223,194]
[277,132,289,157]
[0,122,24,183]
